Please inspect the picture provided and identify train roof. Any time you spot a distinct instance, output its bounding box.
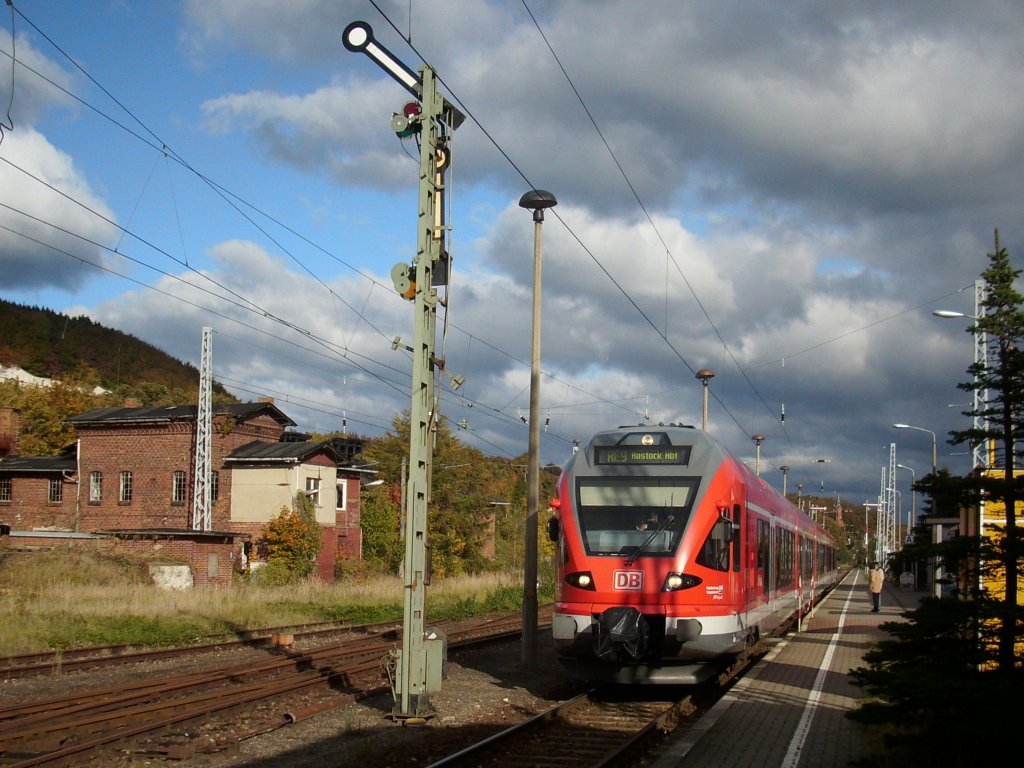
[571,424,730,468]
[566,424,834,542]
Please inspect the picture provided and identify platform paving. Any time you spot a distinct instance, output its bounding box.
[652,571,924,768]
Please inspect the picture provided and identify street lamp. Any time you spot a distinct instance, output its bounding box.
[780,465,790,496]
[896,463,916,542]
[696,369,714,431]
[752,434,765,475]
[518,188,556,666]
[815,458,831,493]
[892,424,937,477]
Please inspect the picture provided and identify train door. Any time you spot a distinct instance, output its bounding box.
[729,503,742,607]
[743,503,757,607]
[756,516,771,604]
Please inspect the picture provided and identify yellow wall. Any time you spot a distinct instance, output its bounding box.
[230,465,339,525]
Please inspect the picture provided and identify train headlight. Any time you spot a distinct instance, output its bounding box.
[663,572,702,592]
[566,571,596,591]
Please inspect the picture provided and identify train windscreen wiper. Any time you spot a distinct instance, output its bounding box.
[625,514,675,566]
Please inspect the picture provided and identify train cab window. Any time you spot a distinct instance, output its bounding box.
[574,477,696,557]
[696,511,735,572]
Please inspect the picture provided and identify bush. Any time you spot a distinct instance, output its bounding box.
[335,557,381,582]
[247,559,307,586]
[260,494,322,579]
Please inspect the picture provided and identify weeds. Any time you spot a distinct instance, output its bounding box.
[0,549,535,654]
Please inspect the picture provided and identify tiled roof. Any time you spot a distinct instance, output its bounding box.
[0,454,77,473]
[66,402,297,428]
[225,440,345,464]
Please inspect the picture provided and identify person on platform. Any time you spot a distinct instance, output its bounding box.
[868,561,884,612]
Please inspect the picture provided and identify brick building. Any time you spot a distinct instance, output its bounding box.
[0,403,369,585]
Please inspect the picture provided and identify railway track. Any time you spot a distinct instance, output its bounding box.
[0,607,542,681]
[0,610,547,767]
[0,618,398,679]
[426,689,694,768]
[421,631,775,768]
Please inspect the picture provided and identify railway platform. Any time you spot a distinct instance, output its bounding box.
[651,570,926,768]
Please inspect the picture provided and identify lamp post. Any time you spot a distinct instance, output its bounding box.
[896,463,916,543]
[518,189,556,666]
[752,434,765,475]
[893,423,943,595]
[696,369,714,431]
[892,424,937,477]
[815,458,831,494]
[780,465,790,496]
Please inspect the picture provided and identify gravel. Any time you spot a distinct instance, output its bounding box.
[194,634,586,768]
[0,631,586,768]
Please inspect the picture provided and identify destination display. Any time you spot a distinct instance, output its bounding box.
[593,445,691,465]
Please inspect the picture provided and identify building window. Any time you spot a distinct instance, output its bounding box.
[119,471,133,503]
[336,479,347,511]
[48,477,63,503]
[305,476,321,507]
[172,471,187,505]
[89,471,102,503]
[210,471,219,502]
[0,476,10,503]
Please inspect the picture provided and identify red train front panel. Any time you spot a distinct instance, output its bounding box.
[548,424,833,684]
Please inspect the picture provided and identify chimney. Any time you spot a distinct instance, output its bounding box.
[258,396,275,404]
[123,398,142,408]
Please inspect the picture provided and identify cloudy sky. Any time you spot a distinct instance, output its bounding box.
[2,0,1021,516]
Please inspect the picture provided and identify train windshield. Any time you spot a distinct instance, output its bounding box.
[575,478,696,557]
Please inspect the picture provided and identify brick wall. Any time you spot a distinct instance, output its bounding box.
[0,532,239,588]
[0,473,77,530]
[75,413,285,533]
[1,410,367,585]
[335,474,363,560]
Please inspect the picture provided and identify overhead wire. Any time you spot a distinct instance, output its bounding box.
[369,1,966,491]
[370,1,765,439]
[0,0,14,146]
[2,10,636,445]
[3,4,952,488]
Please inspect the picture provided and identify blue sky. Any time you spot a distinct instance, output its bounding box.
[3,0,1023,513]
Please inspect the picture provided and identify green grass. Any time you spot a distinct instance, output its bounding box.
[0,548,541,654]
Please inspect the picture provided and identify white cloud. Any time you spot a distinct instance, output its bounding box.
[3,0,1018,504]
[0,128,119,289]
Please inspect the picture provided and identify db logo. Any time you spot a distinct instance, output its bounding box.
[613,571,643,591]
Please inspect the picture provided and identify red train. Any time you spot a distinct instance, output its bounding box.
[547,424,838,684]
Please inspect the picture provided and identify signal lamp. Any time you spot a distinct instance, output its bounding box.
[566,571,595,591]
[663,572,701,591]
[391,101,423,139]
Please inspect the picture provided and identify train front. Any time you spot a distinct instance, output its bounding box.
[548,425,744,684]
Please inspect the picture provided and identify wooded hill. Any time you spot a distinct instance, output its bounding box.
[0,298,233,397]
[0,299,236,456]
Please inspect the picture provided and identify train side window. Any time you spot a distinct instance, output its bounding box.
[696,513,731,572]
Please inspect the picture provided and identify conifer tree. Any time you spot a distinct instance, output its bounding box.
[949,228,1024,671]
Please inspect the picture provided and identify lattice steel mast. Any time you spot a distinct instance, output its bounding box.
[192,326,213,531]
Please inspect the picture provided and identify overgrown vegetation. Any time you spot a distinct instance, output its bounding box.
[251,493,323,584]
[0,547,548,654]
